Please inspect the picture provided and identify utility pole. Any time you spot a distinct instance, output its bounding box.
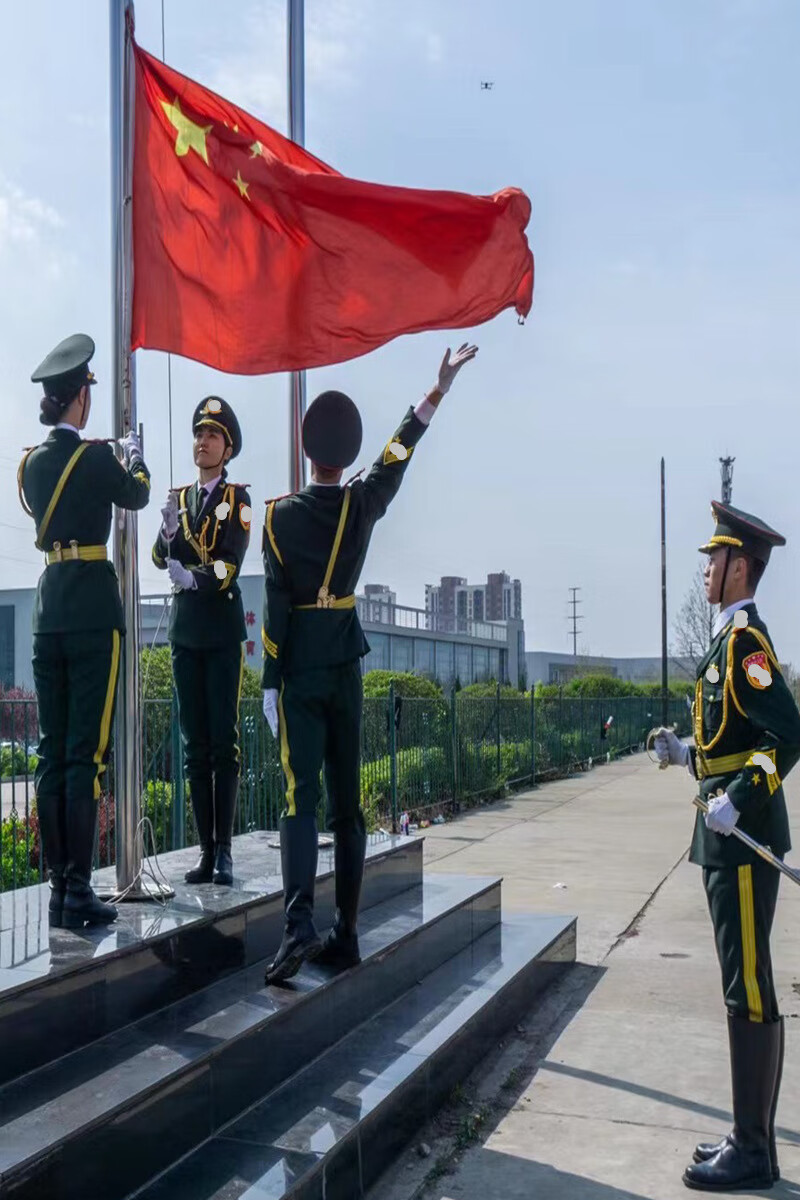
[720,456,735,504]
[660,458,668,725]
[567,587,583,658]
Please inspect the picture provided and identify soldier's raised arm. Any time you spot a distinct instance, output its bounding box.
[360,344,478,522]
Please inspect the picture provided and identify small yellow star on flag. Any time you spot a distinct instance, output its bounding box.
[160,97,212,163]
[249,141,264,158]
[233,170,250,199]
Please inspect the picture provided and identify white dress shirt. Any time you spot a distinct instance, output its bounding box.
[713,597,754,639]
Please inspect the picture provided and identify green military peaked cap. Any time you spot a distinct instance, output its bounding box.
[699,501,786,565]
[31,333,96,393]
[192,396,242,458]
[302,390,363,469]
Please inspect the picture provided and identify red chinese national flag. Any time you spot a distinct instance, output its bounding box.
[131,41,534,375]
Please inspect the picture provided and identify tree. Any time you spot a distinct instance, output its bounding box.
[673,564,716,672]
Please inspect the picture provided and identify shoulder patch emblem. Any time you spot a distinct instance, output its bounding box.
[239,502,252,531]
[383,440,413,466]
[743,650,772,690]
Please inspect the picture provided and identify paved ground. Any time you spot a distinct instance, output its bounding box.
[1,778,34,821]
[371,750,800,1200]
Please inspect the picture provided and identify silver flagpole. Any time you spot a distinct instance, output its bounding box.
[110,0,143,896]
[288,0,307,491]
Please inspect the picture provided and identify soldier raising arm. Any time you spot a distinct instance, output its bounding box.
[261,344,478,984]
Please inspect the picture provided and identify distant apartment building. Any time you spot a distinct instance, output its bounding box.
[426,571,522,633]
[424,576,465,630]
[358,583,397,624]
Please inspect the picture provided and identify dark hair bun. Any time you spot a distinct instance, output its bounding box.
[39,395,64,426]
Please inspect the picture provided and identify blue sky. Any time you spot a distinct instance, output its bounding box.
[1,0,799,661]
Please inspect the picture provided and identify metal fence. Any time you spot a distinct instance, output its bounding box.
[0,689,689,893]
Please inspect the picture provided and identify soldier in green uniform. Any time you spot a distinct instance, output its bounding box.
[152,398,251,886]
[654,501,800,1192]
[261,344,478,984]
[18,334,151,927]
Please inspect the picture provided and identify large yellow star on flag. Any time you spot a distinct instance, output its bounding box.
[233,170,250,199]
[160,97,212,163]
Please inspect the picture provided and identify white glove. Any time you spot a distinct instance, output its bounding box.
[118,430,142,463]
[653,727,690,769]
[435,343,479,395]
[263,689,279,738]
[704,793,740,835]
[167,558,196,591]
[161,492,179,539]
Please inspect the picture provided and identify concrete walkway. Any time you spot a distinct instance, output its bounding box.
[372,751,800,1199]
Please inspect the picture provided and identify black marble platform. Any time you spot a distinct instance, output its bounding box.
[0,873,503,1200]
[133,914,576,1200]
[0,831,421,1085]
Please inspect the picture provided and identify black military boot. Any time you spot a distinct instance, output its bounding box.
[37,793,67,928]
[768,1016,785,1181]
[212,770,239,886]
[49,872,67,928]
[63,795,117,928]
[264,814,322,984]
[316,814,366,970]
[693,1015,784,1182]
[184,774,215,884]
[683,1014,779,1191]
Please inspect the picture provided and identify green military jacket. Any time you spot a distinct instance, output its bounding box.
[689,603,800,867]
[261,406,428,688]
[19,427,150,634]
[152,472,251,649]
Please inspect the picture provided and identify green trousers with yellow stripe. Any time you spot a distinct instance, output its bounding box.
[276,661,366,934]
[704,859,780,1022]
[171,643,245,779]
[33,629,121,882]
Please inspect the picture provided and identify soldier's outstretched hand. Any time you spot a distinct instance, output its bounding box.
[161,491,179,539]
[653,726,690,769]
[437,343,479,395]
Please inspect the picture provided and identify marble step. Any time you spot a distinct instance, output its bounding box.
[0,832,420,1085]
[133,913,577,1200]
[0,872,499,1200]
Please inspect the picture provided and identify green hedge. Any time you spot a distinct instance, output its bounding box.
[0,746,37,779]
[1,815,40,890]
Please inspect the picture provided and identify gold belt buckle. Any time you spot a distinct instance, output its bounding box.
[316,585,335,609]
[52,540,63,563]
[69,539,79,560]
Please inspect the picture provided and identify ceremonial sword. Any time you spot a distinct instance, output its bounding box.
[692,796,800,886]
[645,730,800,885]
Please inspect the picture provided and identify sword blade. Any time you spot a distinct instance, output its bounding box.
[692,796,800,886]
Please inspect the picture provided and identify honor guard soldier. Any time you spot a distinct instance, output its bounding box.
[152,398,251,887]
[19,334,151,927]
[654,502,800,1191]
[261,344,478,984]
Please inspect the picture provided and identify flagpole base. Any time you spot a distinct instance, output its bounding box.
[96,881,175,903]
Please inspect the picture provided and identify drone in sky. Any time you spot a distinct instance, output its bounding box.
[480,81,494,90]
